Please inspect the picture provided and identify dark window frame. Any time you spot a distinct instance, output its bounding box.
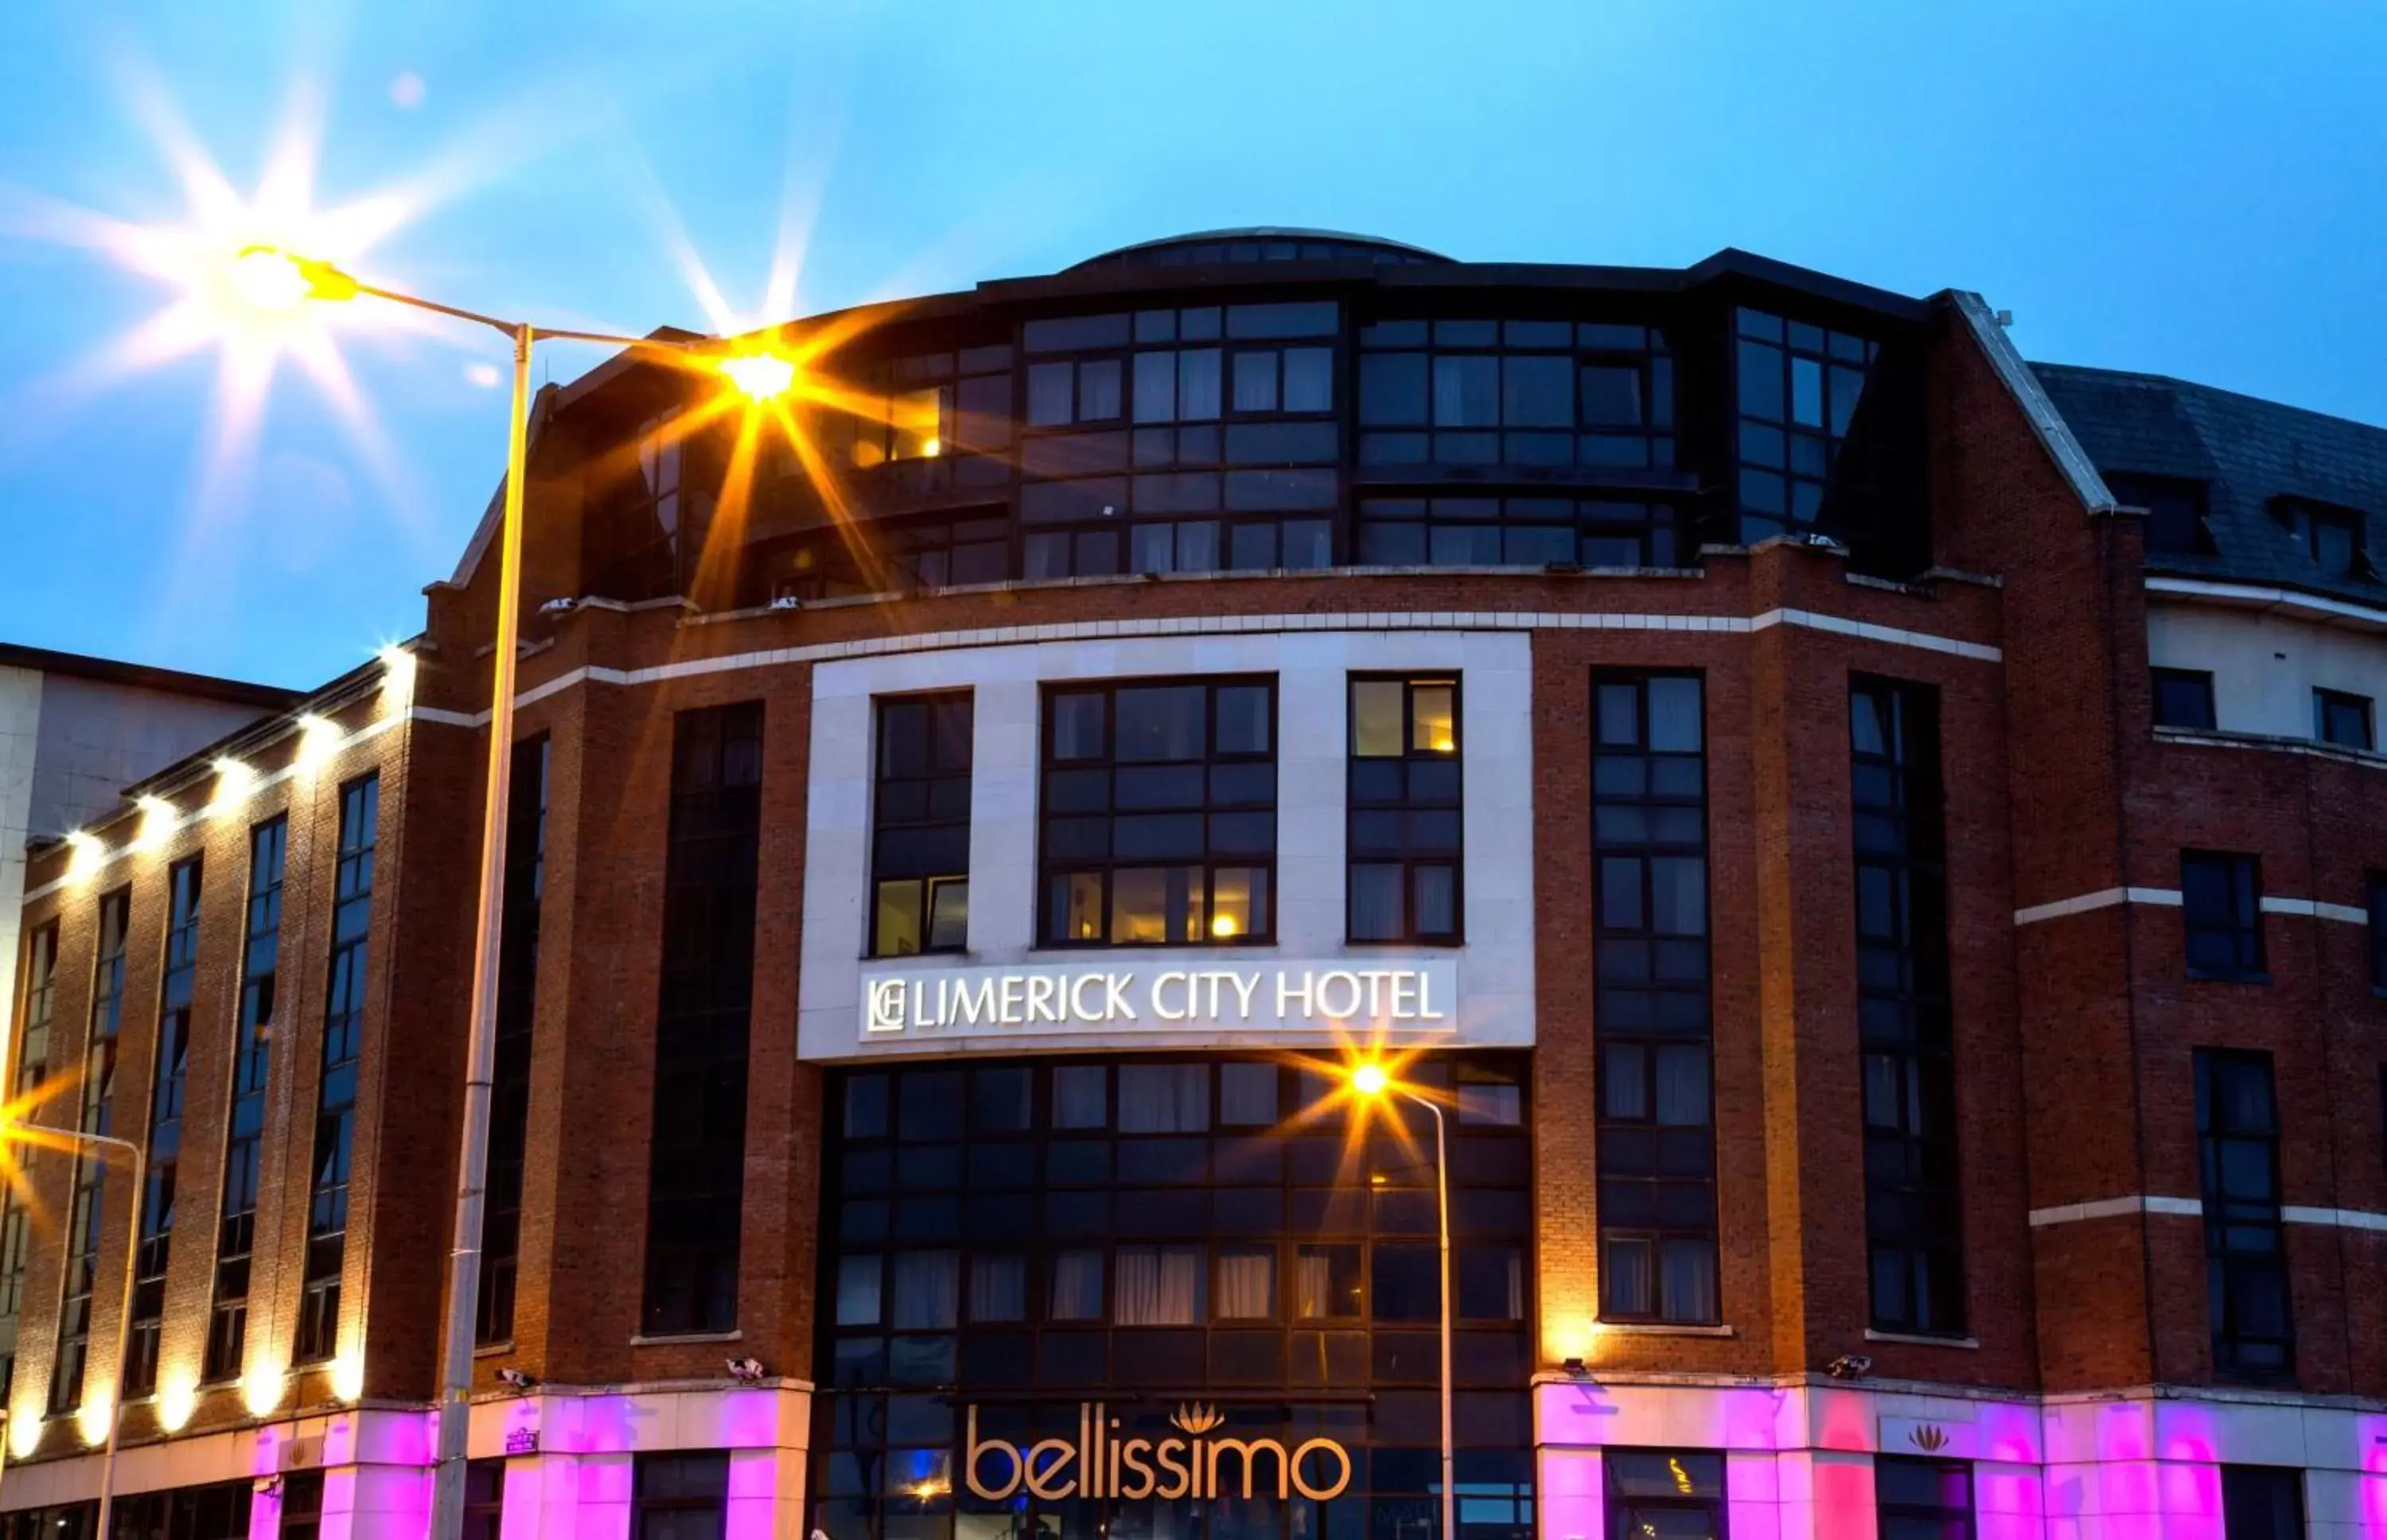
[2314,686,2375,751]
[2105,472,2215,557]
[1036,676,1279,949]
[2151,667,2218,731]
[51,888,129,1415]
[1851,677,1966,1339]
[2220,1462,2306,1538]
[2181,850,2265,982]
[298,774,379,1364]
[870,694,974,959]
[1356,315,1676,476]
[2272,495,2369,581]
[1875,1456,1974,1537]
[1603,1448,1727,1539]
[1346,675,1465,946]
[1353,494,1691,571]
[2197,1048,2293,1382]
[127,854,204,1398]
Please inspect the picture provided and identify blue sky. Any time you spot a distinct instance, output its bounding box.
[2,1,2380,687]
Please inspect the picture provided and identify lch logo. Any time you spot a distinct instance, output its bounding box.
[1908,1425,1949,1453]
[866,978,908,1034]
[965,1402,1352,1502]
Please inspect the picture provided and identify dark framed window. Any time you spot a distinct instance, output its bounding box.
[830,344,1017,499]
[2105,472,2214,557]
[1732,306,1920,570]
[462,1458,507,1540]
[1605,1449,1726,1539]
[642,703,765,1336]
[479,737,549,1344]
[2370,871,2387,994]
[2197,1049,2292,1382]
[1354,495,1690,570]
[2220,1464,2305,1538]
[1875,1456,1972,1538]
[871,694,972,958]
[51,887,129,1414]
[299,773,379,1363]
[1591,675,1718,1324]
[0,920,59,1396]
[106,1480,251,1538]
[206,815,285,1381]
[812,1054,1532,1540]
[1852,679,1965,1338]
[2151,667,2218,730]
[128,854,203,1397]
[1038,679,1276,947]
[2272,496,2369,581]
[281,1470,325,1540]
[1348,677,1462,943]
[2315,688,2374,750]
[764,511,1013,604]
[2182,850,2264,981]
[634,1451,730,1540]
[1357,317,1675,472]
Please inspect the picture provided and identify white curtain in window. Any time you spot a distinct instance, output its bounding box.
[1647,677,1703,752]
[890,1250,959,1329]
[1049,1250,1104,1320]
[1348,864,1404,942]
[1660,1239,1717,1323]
[1504,1252,1525,1321]
[1654,1046,1710,1126]
[1119,1065,1209,1133]
[970,1254,1026,1322]
[1604,1237,1653,1317]
[1215,1250,1274,1319]
[1115,1246,1202,1324]
[1295,1251,1334,1319]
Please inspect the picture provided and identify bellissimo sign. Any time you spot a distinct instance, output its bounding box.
[965,1403,1353,1502]
[863,959,1458,1040]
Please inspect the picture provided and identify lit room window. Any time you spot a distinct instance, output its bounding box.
[1604,1450,1726,1540]
[2151,667,2218,730]
[1038,679,1276,946]
[2181,850,2264,980]
[1347,677,1463,943]
[871,693,974,957]
[1591,675,1718,1325]
[2314,687,2375,750]
[2198,1049,2292,1381]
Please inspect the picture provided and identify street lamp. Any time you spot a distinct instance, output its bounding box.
[0,1123,145,1538]
[1345,1060,1455,1540]
[230,245,798,1538]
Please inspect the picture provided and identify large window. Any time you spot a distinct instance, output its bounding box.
[1354,495,1688,570]
[1591,675,1718,1324]
[2197,1049,2292,1381]
[51,888,129,1415]
[479,737,549,1344]
[813,1055,1532,1540]
[1604,1449,1726,1540]
[300,775,378,1363]
[0,921,59,1396]
[643,703,765,1336]
[128,854,202,1397]
[1357,317,1674,471]
[1875,1456,1972,1539]
[2151,667,2217,731]
[2104,472,2214,557]
[1732,306,1919,570]
[2220,1464,2305,1538]
[871,694,972,958]
[1038,679,1276,947]
[2182,850,2264,981]
[1851,679,1965,1338]
[207,815,284,1381]
[1348,678,1462,943]
[1019,304,1339,579]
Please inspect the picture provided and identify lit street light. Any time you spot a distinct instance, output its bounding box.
[0,1122,145,1538]
[1345,1060,1455,1540]
[232,245,797,1538]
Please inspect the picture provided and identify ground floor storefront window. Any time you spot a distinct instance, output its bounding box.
[812,1052,1535,1540]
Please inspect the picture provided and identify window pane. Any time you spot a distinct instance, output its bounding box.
[1233,352,1279,413]
[1353,682,1405,757]
[1132,352,1178,423]
[1432,356,1499,427]
[1412,685,1456,753]
[1361,353,1428,426]
[1350,864,1404,941]
[1079,359,1123,421]
[1501,355,1572,426]
[1283,348,1334,412]
[1179,350,1223,419]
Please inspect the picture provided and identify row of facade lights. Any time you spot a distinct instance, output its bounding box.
[57,645,415,888]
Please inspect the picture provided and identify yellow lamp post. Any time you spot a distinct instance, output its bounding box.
[223,247,796,1537]
[1345,1061,1455,1540]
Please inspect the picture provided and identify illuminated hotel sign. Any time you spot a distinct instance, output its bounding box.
[965,1403,1353,1501]
[862,959,1458,1040]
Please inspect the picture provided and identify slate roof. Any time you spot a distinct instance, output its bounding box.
[2031,362,2387,605]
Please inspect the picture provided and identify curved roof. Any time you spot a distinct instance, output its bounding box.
[1068,228,1451,272]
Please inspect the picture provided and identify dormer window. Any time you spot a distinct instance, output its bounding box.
[2271,496,2370,581]
[2104,472,2214,556]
